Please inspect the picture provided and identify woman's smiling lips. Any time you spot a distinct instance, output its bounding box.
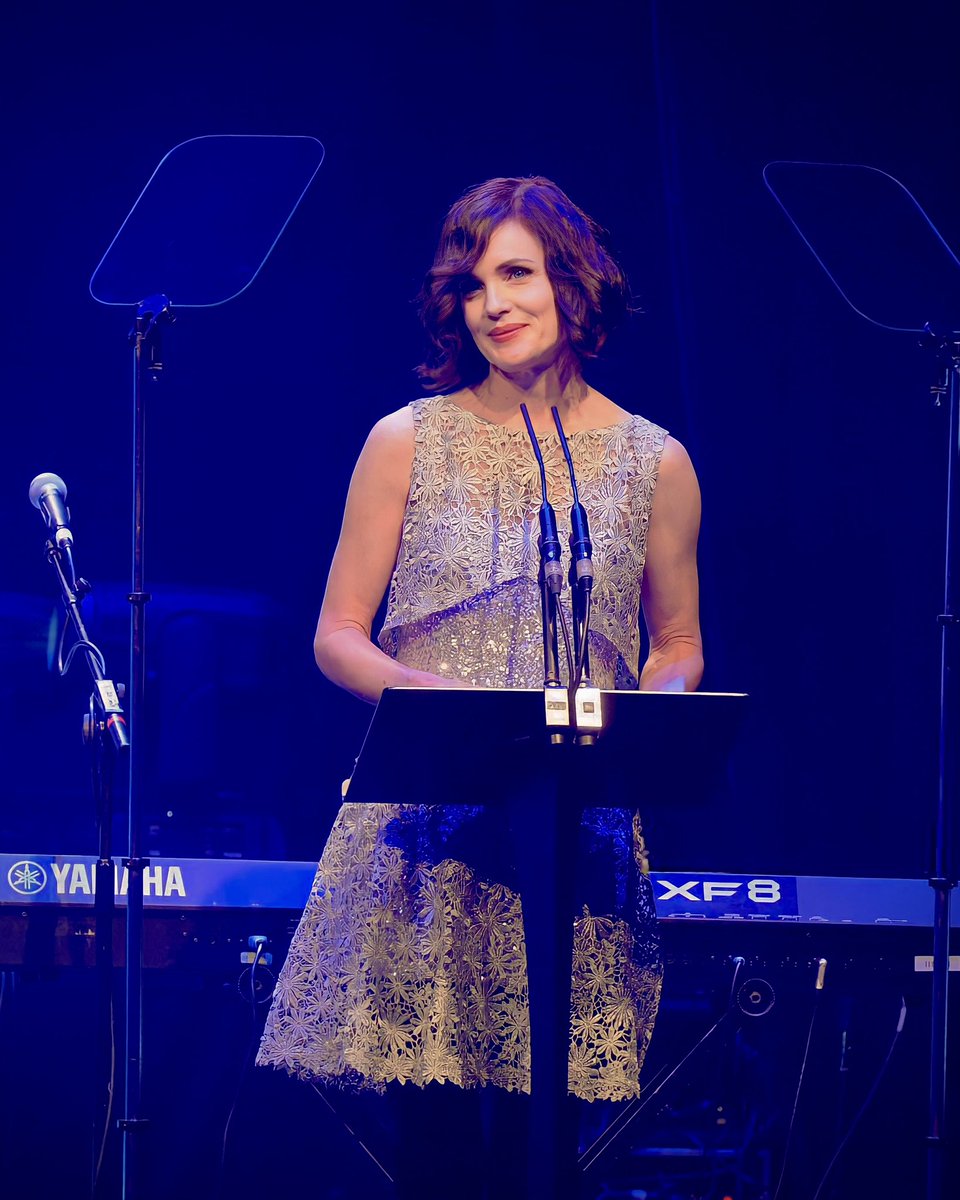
[487,323,527,342]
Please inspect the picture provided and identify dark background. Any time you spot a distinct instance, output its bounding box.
[1,2,958,1195]
[4,0,957,878]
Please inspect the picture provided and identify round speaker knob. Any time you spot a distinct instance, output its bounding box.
[238,965,276,1004]
[737,977,776,1017]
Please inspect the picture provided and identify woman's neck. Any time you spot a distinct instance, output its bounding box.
[469,365,590,432]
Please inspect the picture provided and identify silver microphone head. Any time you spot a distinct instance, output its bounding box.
[29,472,73,549]
[29,472,68,510]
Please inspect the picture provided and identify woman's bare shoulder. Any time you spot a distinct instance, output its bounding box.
[652,435,700,518]
[367,403,415,444]
[347,405,417,499]
[659,434,696,474]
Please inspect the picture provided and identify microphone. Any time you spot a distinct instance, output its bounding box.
[537,503,565,594]
[520,405,565,598]
[551,407,594,593]
[550,409,599,731]
[520,403,570,734]
[520,412,566,600]
[29,472,74,550]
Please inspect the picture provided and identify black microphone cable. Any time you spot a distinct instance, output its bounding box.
[810,995,907,1200]
[310,1085,395,1185]
[580,954,746,1172]
[91,989,117,1198]
[770,958,828,1200]
[217,940,275,1199]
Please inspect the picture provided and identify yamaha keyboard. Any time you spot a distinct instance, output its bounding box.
[1,852,956,970]
[1,852,954,923]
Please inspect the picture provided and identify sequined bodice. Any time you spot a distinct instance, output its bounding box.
[379,394,668,688]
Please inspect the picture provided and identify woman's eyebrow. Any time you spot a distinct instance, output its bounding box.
[471,257,537,275]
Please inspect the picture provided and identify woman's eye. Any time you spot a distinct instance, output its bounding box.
[509,266,530,279]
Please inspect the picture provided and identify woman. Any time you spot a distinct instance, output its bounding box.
[257,176,702,1190]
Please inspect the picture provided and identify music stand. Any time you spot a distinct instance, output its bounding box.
[348,686,747,1199]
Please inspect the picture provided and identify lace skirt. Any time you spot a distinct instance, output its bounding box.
[256,798,662,1102]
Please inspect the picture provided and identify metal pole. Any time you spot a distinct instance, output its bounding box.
[121,295,170,1198]
[927,338,959,1200]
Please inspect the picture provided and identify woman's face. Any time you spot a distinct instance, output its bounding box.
[461,220,562,377]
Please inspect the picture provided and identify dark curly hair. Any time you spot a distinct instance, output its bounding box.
[416,176,630,392]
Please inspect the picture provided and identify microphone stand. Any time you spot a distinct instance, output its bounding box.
[37,529,129,1196]
[515,404,610,1195]
[924,329,959,1200]
[762,165,960,1198]
[120,293,173,1198]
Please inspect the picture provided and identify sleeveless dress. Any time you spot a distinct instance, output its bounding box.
[257,394,668,1102]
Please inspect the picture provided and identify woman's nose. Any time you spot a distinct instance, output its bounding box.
[484,282,510,317]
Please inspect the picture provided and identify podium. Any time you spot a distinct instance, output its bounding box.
[349,687,746,1199]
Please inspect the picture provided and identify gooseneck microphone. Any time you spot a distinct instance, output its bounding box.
[550,408,602,739]
[551,407,595,687]
[520,404,572,736]
[550,408,594,586]
[520,405,565,605]
[29,472,74,550]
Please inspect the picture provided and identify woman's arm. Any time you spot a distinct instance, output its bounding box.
[639,436,704,692]
[314,407,456,704]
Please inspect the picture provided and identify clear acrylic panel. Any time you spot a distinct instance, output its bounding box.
[763,161,960,333]
[90,134,325,307]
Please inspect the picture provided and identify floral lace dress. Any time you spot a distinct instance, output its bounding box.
[257,394,668,1102]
